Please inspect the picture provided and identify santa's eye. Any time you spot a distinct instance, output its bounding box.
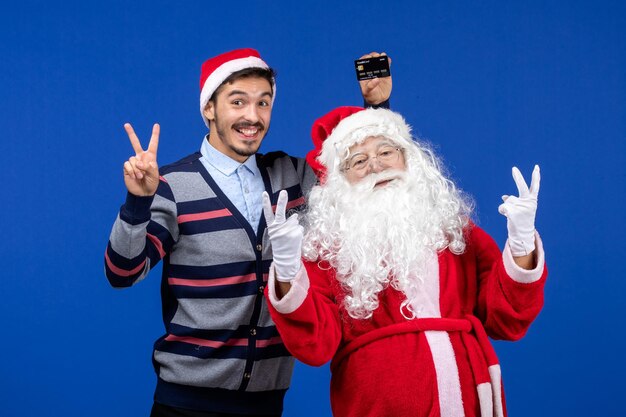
[350,157,368,169]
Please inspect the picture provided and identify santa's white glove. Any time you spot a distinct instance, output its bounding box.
[262,190,303,282]
[498,165,540,257]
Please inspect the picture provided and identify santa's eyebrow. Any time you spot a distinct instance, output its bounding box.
[349,141,397,158]
[375,141,397,149]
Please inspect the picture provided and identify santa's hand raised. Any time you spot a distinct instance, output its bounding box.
[123,123,160,197]
[262,190,303,282]
[498,165,540,257]
[358,51,393,105]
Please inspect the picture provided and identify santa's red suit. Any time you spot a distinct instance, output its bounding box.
[266,225,546,417]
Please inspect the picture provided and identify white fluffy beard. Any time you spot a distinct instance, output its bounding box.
[303,149,471,320]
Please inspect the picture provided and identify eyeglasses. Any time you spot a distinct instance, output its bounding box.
[343,146,403,174]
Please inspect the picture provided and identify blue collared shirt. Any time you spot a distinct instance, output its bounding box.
[199,138,265,232]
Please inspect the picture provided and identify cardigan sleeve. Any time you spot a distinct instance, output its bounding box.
[104,178,178,288]
[266,260,343,367]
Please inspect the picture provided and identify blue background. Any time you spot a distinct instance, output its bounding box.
[1,1,624,415]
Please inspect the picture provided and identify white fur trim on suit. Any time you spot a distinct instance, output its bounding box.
[267,263,309,314]
[199,56,274,128]
[477,382,494,417]
[426,331,465,417]
[318,108,414,174]
[419,252,465,417]
[488,364,504,417]
[503,231,545,283]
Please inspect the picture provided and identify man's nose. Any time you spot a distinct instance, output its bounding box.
[244,104,260,121]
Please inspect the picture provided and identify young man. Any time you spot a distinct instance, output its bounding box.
[104,50,391,417]
[264,106,547,417]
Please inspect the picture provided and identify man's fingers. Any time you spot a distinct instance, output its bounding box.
[262,192,275,225]
[529,165,541,197]
[511,166,530,197]
[123,161,136,179]
[124,123,144,155]
[148,123,160,154]
[144,160,159,178]
[274,190,288,223]
[129,156,144,179]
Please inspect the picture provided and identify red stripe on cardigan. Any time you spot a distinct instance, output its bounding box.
[165,334,284,349]
[168,273,257,287]
[105,251,146,277]
[177,208,233,224]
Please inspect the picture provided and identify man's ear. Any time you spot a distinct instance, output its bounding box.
[203,100,215,122]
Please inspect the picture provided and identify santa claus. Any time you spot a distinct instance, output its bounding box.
[262,106,546,417]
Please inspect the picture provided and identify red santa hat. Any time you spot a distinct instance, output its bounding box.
[307,106,414,180]
[199,48,275,128]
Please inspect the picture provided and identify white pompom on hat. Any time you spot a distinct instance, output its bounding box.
[307,106,414,181]
[199,48,275,128]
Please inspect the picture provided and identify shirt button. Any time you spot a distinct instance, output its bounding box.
[258,285,265,294]
[243,372,251,380]
[256,244,262,251]
[250,328,257,336]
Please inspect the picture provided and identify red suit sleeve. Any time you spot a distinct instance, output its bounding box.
[471,225,548,341]
[266,261,343,367]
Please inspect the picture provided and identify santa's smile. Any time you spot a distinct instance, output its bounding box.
[374,178,395,187]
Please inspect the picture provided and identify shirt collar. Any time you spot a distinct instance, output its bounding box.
[200,136,259,176]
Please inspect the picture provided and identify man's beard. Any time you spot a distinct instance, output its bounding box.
[303,155,471,320]
[214,113,267,158]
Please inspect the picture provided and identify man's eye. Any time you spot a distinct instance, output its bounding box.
[379,150,393,157]
[352,158,367,168]
[259,100,270,107]
[232,99,244,106]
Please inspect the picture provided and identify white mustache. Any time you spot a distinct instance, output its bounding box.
[353,169,408,192]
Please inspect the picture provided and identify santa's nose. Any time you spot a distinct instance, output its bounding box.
[366,157,386,173]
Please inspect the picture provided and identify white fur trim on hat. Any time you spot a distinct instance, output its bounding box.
[318,108,413,174]
[200,56,275,128]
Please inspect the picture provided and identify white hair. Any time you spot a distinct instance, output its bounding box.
[303,136,473,320]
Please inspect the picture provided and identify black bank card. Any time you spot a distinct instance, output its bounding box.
[355,56,391,81]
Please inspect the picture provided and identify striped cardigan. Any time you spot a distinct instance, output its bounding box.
[105,150,317,414]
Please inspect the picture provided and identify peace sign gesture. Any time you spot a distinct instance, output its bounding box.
[123,123,160,197]
[498,165,541,257]
[262,190,303,282]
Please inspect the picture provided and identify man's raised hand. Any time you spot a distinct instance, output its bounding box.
[359,52,393,105]
[123,123,160,197]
